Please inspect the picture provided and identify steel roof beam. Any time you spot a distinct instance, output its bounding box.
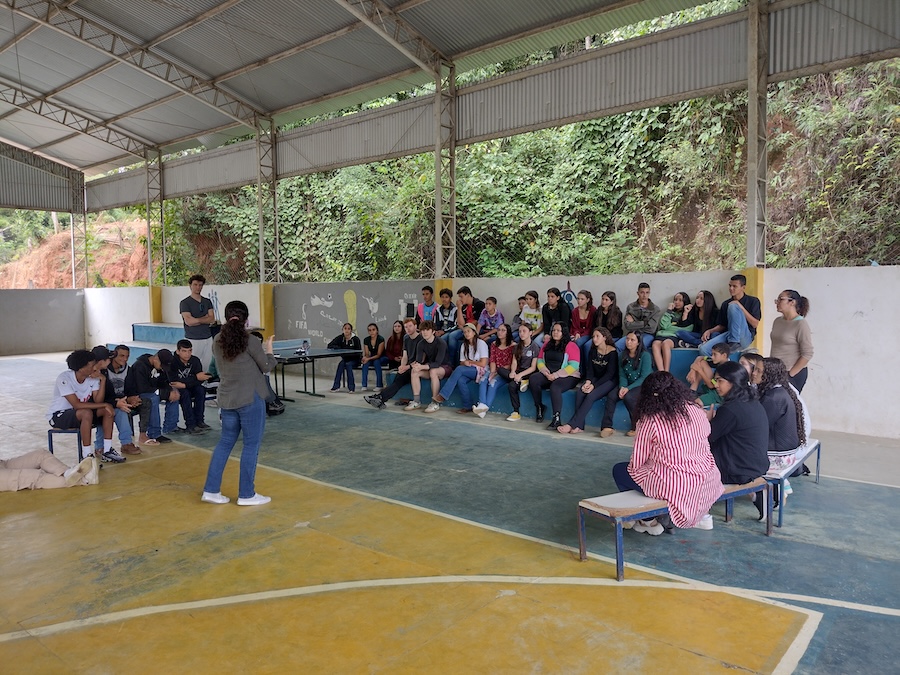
[0,79,149,158]
[3,0,262,128]
[330,0,446,75]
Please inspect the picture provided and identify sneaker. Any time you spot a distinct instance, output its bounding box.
[634,519,665,536]
[364,395,386,410]
[599,428,615,438]
[506,412,521,421]
[167,426,187,434]
[98,448,126,463]
[404,401,421,411]
[754,492,768,521]
[237,493,271,506]
[82,456,100,485]
[519,379,529,392]
[187,426,208,435]
[201,491,230,504]
[783,479,793,496]
[425,402,441,413]
[726,342,742,354]
[64,456,95,487]
[373,387,382,394]
[692,514,714,530]
[155,435,173,444]
[330,387,340,393]
[473,404,487,418]
[197,422,211,430]
[360,386,369,392]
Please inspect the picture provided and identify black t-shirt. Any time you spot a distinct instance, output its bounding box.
[415,337,449,368]
[721,294,762,338]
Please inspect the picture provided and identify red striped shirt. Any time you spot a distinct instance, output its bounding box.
[628,404,724,528]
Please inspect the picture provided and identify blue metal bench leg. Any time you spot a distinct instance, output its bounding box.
[724,498,734,522]
[577,508,588,561]
[766,483,773,536]
[776,478,785,528]
[614,521,625,582]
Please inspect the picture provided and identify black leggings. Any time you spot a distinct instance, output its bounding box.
[529,372,578,415]
[603,385,642,430]
[567,380,617,430]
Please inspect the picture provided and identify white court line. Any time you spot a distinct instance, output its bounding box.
[818,474,900,489]
[0,573,822,675]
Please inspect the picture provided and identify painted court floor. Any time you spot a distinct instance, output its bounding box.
[1,357,898,673]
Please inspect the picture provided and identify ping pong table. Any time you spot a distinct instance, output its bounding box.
[272,339,361,400]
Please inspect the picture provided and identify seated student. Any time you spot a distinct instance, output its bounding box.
[707,361,770,519]
[407,321,452,411]
[615,282,662,351]
[509,296,527,336]
[517,291,544,345]
[47,349,118,464]
[699,274,761,357]
[384,320,405,370]
[92,345,142,457]
[360,323,387,392]
[595,291,624,340]
[87,345,132,462]
[506,322,540,421]
[472,323,515,417]
[430,323,488,414]
[606,331,652,437]
[364,318,421,409]
[739,352,764,388]
[675,290,718,347]
[570,290,597,350]
[1,450,98,491]
[434,288,459,345]
[416,285,438,324]
[651,292,693,372]
[542,287,572,341]
[758,357,808,502]
[328,323,362,393]
[528,321,580,429]
[125,348,177,446]
[611,371,723,535]
[687,342,731,407]
[476,296,505,345]
[447,287,485,365]
[558,327,618,435]
[169,339,213,434]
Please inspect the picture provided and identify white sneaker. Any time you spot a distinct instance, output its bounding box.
[519,379,529,392]
[424,402,440,413]
[201,491,230,504]
[404,401,421,411]
[64,456,95,487]
[784,479,793,496]
[373,387,382,393]
[692,514,714,530]
[82,456,100,485]
[634,519,664,536]
[237,493,271,506]
[474,402,489,413]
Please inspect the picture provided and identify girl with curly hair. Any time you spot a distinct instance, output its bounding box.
[201,300,277,507]
[758,358,810,500]
[611,371,723,534]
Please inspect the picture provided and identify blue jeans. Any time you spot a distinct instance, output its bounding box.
[362,356,388,388]
[699,302,753,357]
[139,392,179,437]
[612,461,643,493]
[95,407,134,449]
[478,368,511,408]
[615,333,654,351]
[203,393,266,499]
[445,330,464,366]
[439,365,478,408]
[675,329,702,346]
[332,359,359,391]
[179,384,207,428]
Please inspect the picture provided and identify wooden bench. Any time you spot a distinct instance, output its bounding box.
[577,477,772,581]
[765,438,821,528]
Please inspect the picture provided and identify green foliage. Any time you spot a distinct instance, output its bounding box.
[0,209,55,263]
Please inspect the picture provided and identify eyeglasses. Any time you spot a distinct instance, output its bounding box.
[775,297,791,303]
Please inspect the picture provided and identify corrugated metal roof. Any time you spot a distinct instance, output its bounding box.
[0,0,713,177]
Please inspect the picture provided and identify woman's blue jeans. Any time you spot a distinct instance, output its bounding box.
[333,359,359,391]
[478,368,511,408]
[439,365,478,408]
[203,393,266,499]
[362,356,388,388]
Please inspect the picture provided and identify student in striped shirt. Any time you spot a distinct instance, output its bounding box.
[612,371,724,535]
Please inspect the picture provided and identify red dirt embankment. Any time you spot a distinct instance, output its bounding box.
[0,221,148,289]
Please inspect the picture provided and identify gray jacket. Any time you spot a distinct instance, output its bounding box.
[623,300,662,335]
[213,333,277,409]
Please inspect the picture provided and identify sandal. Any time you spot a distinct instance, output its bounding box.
[143,438,160,445]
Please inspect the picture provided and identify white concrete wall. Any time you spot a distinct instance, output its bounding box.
[0,289,85,355]
[160,283,262,329]
[764,265,899,440]
[83,286,151,347]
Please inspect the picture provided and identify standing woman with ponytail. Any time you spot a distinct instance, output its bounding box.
[201,300,277,507]
[770,290,813,392]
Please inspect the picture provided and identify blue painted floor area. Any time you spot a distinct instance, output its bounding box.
[13,357,899,672]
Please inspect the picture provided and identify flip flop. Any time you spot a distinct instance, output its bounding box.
[143,438,160,445]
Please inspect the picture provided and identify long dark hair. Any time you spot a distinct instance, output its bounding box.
[759,358,807,445]
[592,326,615,348]
[620,330,645,370]
[636,371,699,424]
[495,323,513,349]
[544,321,569,353]
[599,291,622,331]
[219,300,249,361]
[715,361,757,403]
[700,290,719,332]
[514,322,533,361]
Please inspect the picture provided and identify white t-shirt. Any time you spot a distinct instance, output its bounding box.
[46,370,99,420]
[459,338,489,363]
[519,306,542,332]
